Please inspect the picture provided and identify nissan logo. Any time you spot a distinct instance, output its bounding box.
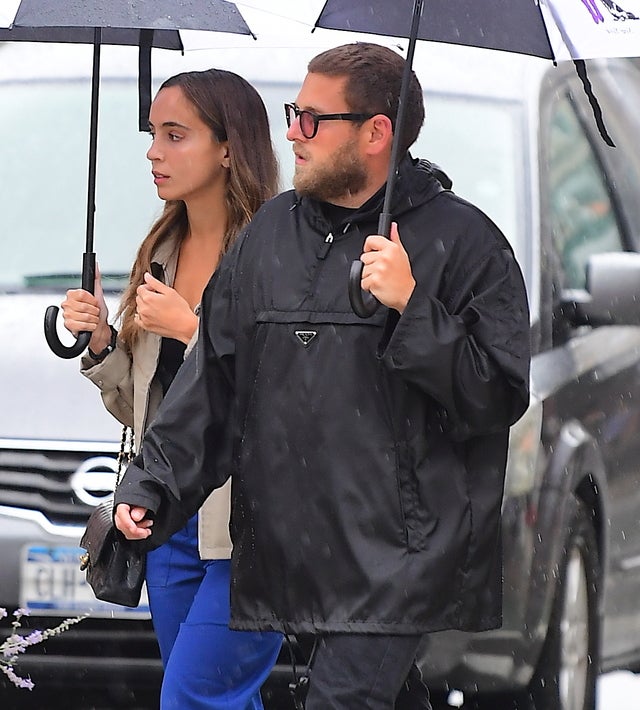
[70,456,119,506]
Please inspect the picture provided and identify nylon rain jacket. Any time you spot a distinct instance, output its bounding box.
[115,155,531,635]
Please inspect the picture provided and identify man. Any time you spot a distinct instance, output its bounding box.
[115,43,530,708]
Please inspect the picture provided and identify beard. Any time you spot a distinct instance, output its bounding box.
[293,138,368,203]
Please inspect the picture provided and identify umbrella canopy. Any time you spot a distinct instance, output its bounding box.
[314,0,640,60]
[311,0,640,316]
[0,0,252,44]
[315,0,554,59]
[0,0,254,357]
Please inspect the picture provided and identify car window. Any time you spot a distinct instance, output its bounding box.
[595,62,640,249]
[548,93,624,290]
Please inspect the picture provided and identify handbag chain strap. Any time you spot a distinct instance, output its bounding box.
[78,425,135,572]
[115,425,135,489]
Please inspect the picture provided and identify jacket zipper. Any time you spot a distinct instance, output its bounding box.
[306,223,350,299]
[304,232,335,300]
[318,232,334,259]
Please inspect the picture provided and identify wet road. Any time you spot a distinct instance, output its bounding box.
[2,670,639,708]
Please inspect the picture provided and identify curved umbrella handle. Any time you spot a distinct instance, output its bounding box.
[349,260,380,318]
[44,251,95,359]
[349,211,394,318]
[44,307,91,359]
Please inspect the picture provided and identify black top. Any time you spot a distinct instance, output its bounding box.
[157,337,186,395]
[321,202,358,233]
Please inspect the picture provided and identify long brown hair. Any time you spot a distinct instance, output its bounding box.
[117,68,279,349]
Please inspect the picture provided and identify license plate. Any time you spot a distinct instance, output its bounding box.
[20,545,150,618]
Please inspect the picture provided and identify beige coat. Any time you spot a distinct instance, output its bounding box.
[81,237,231,559]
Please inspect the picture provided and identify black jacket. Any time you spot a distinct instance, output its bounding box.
[116,156,531,635]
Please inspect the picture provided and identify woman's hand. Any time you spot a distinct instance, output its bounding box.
[114,503,153,540]
[135,272,198,343]
[61,264,111,352]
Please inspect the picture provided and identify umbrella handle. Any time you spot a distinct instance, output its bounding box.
[44,252,95,359]
[348,211,392,318]
[44,308,92,359]
[348,260,380,318]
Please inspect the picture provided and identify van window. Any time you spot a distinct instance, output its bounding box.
[548,93,624,290]
[251,86,530,287]
[0,76,528,293]
[413,93,524,261]
[0,78,158,290]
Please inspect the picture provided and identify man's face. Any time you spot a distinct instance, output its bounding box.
[287,73,369,206]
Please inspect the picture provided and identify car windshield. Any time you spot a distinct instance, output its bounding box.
[0,77,527,291]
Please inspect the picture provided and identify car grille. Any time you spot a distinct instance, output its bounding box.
[0,616,162,693]
[0,439,119,525]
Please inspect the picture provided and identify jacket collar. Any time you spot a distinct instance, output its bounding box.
[153,235,181,287]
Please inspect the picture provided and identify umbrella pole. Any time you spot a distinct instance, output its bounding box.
[378,0,424,237]
[83,27,100,276]
[349,0,424,317]
[43,27,101,358]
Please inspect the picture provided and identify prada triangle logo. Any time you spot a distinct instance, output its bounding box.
[295,330,317,347]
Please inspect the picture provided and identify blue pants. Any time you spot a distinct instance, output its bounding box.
[146,516,283,710]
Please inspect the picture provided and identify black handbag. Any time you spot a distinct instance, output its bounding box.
[79,426,146,607]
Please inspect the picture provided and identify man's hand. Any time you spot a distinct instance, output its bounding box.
[360,222,416,313]
[114,503,153,540]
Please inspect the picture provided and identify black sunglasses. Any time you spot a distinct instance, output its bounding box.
[284,103,374,139]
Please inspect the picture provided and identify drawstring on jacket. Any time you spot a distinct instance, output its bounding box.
[286,635,320,709]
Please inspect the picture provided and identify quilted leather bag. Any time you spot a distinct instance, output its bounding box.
[79,427,146,607]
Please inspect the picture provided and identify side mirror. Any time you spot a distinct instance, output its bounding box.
[560,252,640,326]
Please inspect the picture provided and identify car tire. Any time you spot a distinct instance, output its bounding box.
[527,496,600,710]
[469,497,599,710]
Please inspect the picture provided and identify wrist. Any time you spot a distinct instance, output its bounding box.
[87,324,118,362]
[88,322,112,352]
[179,312,199,345]
[395,278,416,314]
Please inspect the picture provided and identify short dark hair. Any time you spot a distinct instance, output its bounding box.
[308,42,424,156]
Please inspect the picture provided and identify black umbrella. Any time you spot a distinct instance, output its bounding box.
[0,0,253,357]
[313,0,639,316]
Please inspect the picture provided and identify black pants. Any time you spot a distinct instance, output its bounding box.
[304,634,432,710]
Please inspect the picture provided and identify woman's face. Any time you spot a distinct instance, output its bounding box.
[147,85,229,204]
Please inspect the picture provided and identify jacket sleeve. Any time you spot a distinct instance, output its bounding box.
[379,227,530,438]
[113,254,238,548]
[80,339,135,428]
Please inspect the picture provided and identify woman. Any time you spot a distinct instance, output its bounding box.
[61,68,282,710]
